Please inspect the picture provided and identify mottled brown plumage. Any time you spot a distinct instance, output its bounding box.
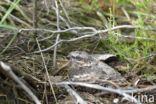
[68,51,125,83]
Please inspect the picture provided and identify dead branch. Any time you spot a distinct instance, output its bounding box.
[34,25,140,53]
[56,81,142,104]
[36,38,58,103]
[64,85,87,104]
[0,61,41,104]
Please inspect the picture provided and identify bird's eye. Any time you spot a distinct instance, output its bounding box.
[71,56,76,59]
[76,56,83,61]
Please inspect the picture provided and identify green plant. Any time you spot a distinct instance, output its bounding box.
[98,0,156,77]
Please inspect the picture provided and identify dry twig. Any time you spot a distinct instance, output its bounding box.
[64,85,87,104]
[56,81,142,104]
[36,38,58,103]
[0,61,41,104]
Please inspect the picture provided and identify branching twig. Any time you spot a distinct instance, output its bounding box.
[34,25,140,53]
[19,25,155,54]
[56,81,142,104]
[36,38,58,103]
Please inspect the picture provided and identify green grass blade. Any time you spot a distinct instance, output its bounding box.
[0,24,17,30]
[0,0,21,24]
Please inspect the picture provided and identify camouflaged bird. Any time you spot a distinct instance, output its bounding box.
[67,51,125,83]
